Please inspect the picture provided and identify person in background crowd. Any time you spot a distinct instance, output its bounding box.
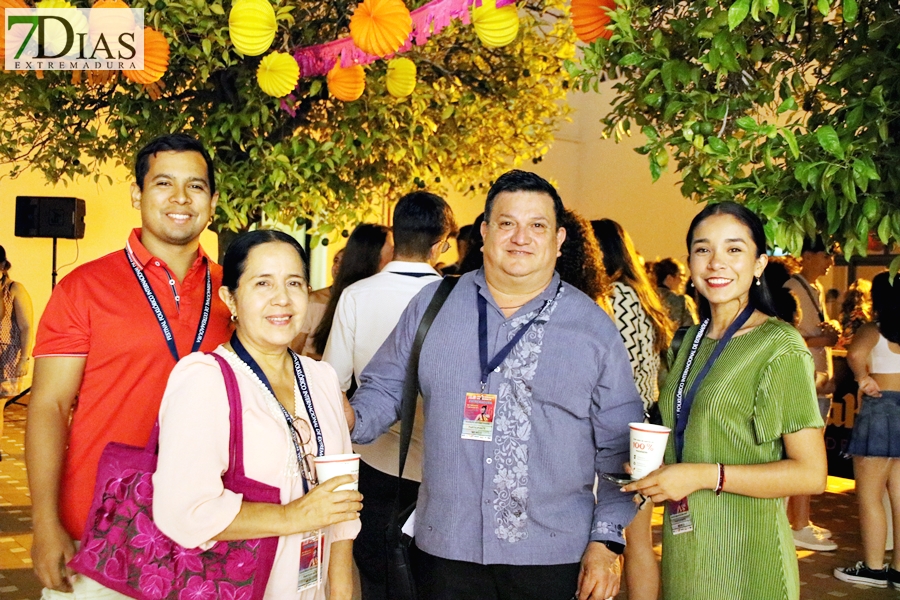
[441,224,473,275]
[556,209,612,314]
[654,257,698,328]
[838,278,872,349]
[322,191,456,600]
[624,201,827,600]
[784,237,840,552]
[349,170,642,600]
[834,271,900,589]
[763,259,801,328]
[826,288,841,323]
[153,230,362,600]
[310,224,392,358]
[26,133,233,597]
[592,218,674,600]
[292,248,344,359]
[0,245,34,453]
[458,213,485,274]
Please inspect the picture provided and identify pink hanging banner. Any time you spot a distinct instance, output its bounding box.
[292,0,516,78]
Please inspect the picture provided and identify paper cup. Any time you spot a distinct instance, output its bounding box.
[313,453,360,491]
[629,423,670,479]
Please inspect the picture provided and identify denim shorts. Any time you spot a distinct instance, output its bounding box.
[847,391,900,458]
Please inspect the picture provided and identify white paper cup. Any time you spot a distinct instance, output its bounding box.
[313,453,360,491]
[629,423,671,479]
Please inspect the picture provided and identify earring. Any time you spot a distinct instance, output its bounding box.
[755,276,761,286]
[230,314,238,322]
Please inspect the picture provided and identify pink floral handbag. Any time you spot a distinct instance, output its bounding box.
[68,354,280,600]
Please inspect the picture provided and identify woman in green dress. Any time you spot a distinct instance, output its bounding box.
[624,202,827,600]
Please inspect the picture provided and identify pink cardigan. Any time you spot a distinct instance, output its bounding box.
[153,347,360,600]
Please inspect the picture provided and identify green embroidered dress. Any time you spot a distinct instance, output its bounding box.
[660,318,823,600]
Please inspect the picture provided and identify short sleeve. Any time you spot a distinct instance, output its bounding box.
[752,351,823,444]
[33,277,91,356]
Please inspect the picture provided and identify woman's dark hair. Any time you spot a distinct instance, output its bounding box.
[0,244,9,272]
[592,218,674,353]
[458,213,485,274]
[653,258,682,289]
[871,272,900,344]
[222,230,309,292]
[135,133,216,195]
[685,201,777,320]
[557,209,612,310]
[312,223,391,355]
[763,259,800,326]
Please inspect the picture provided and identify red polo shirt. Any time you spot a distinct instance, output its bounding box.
[33,229,233,540]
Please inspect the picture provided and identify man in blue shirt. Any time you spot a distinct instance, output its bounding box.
[348,170,642,600]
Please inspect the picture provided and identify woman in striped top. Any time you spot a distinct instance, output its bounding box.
[624,202,827,600]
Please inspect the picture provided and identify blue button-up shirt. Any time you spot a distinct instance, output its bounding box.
[352,269,642,565]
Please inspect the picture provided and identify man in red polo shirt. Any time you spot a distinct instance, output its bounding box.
[25,133,233,597]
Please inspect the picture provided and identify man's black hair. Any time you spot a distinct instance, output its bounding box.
[484,170,564,227]
[392,191,457,259]
[135,133,216,195]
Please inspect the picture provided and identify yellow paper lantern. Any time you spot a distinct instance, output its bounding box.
[327,63,365,102]
[229,0,276,57]
[471,0,519,48]
[35,0,89,56]
[123,27,169,84]
[570,0,615,43]
[256,51,300,97]
[385,57,416,98]
[349,0,412,58]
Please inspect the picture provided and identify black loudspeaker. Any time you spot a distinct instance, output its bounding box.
[15,196,86,239]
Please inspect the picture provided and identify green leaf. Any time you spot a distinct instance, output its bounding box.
[890,256,900,282]
[728,0,750,31]
[619,53,643,66]
[877,215,891,245]
[209,3,225,14]
[735,116,758,131]
[842,0,858,22]
[817,0,830,15]
[780,127,799,159]
[707,136,728,154]
[815,125,844,159]
[863,196,878,220]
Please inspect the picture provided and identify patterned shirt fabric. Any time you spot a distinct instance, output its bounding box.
[32,229,233,539]
[660,318,823,600]
[0,278,23,391]
[351,269,643,565]
[784,275,832,378]
[657,286,698,328]
[611,281,660,412]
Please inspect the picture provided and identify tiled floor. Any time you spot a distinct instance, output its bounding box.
[0,397,897,599]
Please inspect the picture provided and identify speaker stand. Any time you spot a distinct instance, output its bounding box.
[52,237,58,289]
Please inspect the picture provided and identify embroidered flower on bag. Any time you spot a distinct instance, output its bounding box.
[139,563,174,600]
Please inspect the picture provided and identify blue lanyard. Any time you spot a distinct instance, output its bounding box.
[229,332,325,462]
[477,283,560,390]
[674,303,755,462]
[125,249,211,363]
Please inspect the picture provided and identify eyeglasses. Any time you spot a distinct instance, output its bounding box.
[289,416,319,487]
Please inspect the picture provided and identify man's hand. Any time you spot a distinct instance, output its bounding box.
[577,541,621,600]
[342,392,356,432]
[31,520,76,592]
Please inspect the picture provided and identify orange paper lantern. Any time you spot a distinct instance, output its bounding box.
[0,0,29,66]
[327,62,365,102]
[349,0,412,58]
[123,27,169,84]
[570,0,615,43]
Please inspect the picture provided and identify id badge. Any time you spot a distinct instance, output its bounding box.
[461,392,497,441]
[668,498,694,535]
[297,531,323,592]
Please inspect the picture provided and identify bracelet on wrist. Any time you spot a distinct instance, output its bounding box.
[714,463,725,496]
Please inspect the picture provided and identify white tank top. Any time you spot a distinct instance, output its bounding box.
[870,331,900,375]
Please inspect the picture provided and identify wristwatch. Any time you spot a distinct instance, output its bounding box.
[598,540,625,555]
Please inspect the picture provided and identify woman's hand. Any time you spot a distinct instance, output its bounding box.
[621,463,716,504]
[283,475,362,534]
[856,374,881,398]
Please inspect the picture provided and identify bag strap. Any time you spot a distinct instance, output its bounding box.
[389,276,459,535]
[209,353,249,480]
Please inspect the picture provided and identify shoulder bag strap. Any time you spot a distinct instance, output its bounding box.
[209,353,248,480]
[390,276,459,532]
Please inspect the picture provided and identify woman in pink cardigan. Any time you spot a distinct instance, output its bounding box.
[153,230,362,599]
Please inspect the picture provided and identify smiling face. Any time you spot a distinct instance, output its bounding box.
[131,150,219,252]
[480,190,565,288]
[688,213,768,311]
[219,241,309,353]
